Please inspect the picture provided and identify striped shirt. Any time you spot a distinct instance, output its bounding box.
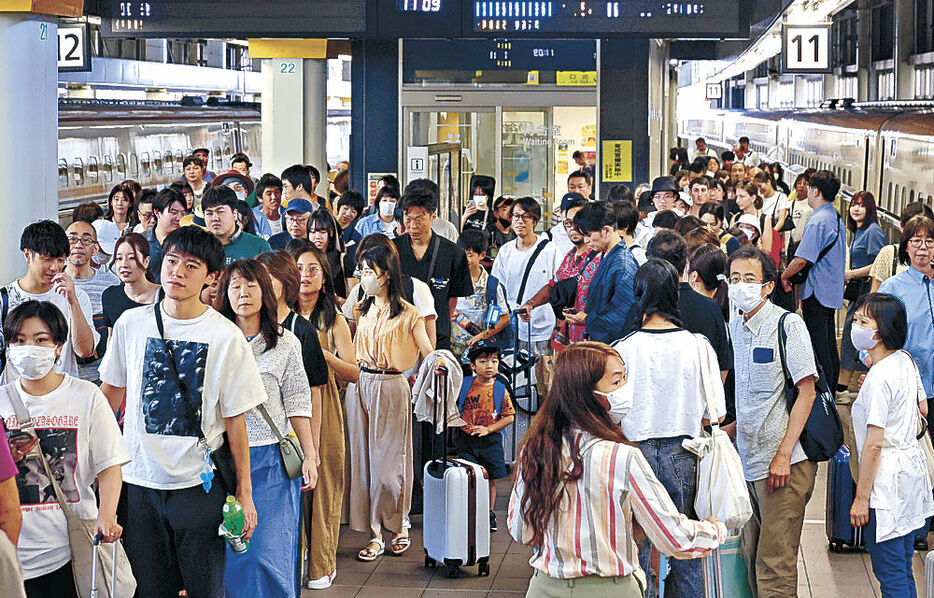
[508,431,726,585]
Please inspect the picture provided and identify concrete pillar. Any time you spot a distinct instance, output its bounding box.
[302,58,327,197]
[857,0,872,101]
[893,0,915,99]
[350,39,398,194]
[0,13,58,282]
[260,56,328,189]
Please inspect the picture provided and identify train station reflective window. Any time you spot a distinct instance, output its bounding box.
[58,160,68,189]
[213,147,223,171]
[153,152,163,175]
[164,151,174,174]
[129,153,140,179]
[103,156,114,183]
[88,157,99,185]
[72,159,84,187]
[116,154,127,180]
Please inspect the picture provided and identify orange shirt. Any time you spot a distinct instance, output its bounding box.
[460,380,515,428]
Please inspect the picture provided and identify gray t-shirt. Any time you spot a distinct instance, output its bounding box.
[730,301,817,482]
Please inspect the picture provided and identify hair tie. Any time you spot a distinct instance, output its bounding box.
[716,274,727,281]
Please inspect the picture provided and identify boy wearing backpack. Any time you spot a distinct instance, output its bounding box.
[455,343,515,533]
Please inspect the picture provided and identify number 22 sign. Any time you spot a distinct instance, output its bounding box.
[783,25,831,74]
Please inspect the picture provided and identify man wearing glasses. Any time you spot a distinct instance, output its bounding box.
[269,198,316,251]
[0,220,97,382]
[780,170,846,390]
[64,221,119,382]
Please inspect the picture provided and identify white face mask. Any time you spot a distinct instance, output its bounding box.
[741,228,757,242]
[473,195,487,210]
[8,345,57,380]
[728,281,767,313]
[360,274,383,297]
[235,190,247,202]
[595,383,633,425]
[379,201,396,218]
[850,323,880,352]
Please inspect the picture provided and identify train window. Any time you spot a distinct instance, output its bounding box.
[102,155,114,183]
[129,153,139,178]
[141,152,152,178]
[163,151,173,174]
[58,159,68,188]
[116,154,127,180]
[73,158,84,187]
[88,157,99,184]
[213,147,223,172]
[153,152,163,175]
[224,145,232,166]
[175,150,184,171]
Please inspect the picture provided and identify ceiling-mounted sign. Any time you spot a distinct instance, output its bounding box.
[782,24,832,73]
[705,82,722,100]
[58,24,90,72]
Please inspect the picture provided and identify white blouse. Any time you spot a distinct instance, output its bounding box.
[852,350,934,542]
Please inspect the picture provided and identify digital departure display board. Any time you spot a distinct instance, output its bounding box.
[106,1,368,37]
[471,1,741,36]
[397,0,443,12]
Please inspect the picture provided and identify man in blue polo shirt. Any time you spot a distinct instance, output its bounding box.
[780,169,845,388]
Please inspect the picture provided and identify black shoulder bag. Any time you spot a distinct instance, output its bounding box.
[777,312,844,461]
[154,302,237,494]
[789,214,841,285]
[549,250,598,318]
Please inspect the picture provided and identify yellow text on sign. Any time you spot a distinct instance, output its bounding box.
[557,71,597,86]
[602,140,632,182]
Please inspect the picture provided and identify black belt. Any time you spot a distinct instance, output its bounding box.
[359,365,402,375]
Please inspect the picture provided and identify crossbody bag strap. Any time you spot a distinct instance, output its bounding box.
[516,238,549,305]
[426,234,442,283]
[812,215,842,267]
[154,302,203,442]
[776,312,795,389]
[255,403,287,443]
[695,334,718,430]
[2,386,81,524]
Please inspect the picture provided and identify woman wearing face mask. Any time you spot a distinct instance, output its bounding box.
[848,293,934,597]
[214,260,317,598]
[461,176,496,233]
[486,196,517,259]
[509,341,726,598]
[348,245,435,562]
[353,187,399,241]
[0,301,128,598]
[610,259,726,598]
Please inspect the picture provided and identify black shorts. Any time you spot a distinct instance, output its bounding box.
[453,429,508,480]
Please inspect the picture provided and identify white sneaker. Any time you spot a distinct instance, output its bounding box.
[306,569,336,590]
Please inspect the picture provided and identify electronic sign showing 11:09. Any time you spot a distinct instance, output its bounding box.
[398,0,442,12]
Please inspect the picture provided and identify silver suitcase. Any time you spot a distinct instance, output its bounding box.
[925,549,934,598]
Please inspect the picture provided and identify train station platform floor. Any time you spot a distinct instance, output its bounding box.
[304,462,929,597]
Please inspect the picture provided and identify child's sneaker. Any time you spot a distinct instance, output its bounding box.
[489,510,498,532]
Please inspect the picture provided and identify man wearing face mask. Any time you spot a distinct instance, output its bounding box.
[728,247,819,598]
[202,187,271,265]
[1,221,98,383]
[461,175,496,233]
[563,201,639,344]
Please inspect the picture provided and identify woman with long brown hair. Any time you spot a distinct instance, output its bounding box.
[508,342,725,597]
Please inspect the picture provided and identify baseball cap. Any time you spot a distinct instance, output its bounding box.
[467,340,500,362]
[284,198,315,215]
[559,192,586,214]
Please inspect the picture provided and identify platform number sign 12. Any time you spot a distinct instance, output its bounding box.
[58,25,90,72]
[783,25,831,73]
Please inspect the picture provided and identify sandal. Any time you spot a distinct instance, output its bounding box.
[389,533,411,555]
[357,538,384,562]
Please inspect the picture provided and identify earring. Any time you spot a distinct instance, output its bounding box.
[54,355,62,367]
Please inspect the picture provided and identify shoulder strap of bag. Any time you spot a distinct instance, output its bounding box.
[493,380,506,416]
[154,302,204,441]
[776,312,794,386]
[458,376,475,411]
[255,403,287,443]
[3,385,83,526]
[891,244,899,277]
[695,334,719,430]
[517,238,550,304]
[812,214,842,267]
[426,234,442,283]
[485,276,499,306]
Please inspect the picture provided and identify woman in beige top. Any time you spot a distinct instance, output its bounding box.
[348,244,434,562]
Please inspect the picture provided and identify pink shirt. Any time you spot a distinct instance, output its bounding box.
[0,419,17,482]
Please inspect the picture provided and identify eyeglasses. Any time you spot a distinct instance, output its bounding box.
[67,237,95,247]
[908,237,934,249]
[562,219,578,230]
[512,212,533,223]
[728,275,765,285]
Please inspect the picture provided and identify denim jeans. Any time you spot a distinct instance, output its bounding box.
[865,509,923,598]
[638,436,703,598]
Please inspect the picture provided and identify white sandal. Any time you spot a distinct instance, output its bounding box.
[357,538,384,562]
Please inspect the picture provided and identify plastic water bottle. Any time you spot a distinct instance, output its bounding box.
[220,495,249,553]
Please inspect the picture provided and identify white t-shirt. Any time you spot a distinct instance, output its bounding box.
[0,281,99,383]
[613,329,725,442]
[99,304,265,490]
[342,277,437,323]
[851,350,934,542]
[491,236,563,342]
[0,376,128,579]
[788,199,813,245]
[761,191,789,226]
[268,218,284,237]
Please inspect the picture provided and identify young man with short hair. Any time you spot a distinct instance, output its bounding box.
[251,174,285,239]
[269,198,315,250]
[202,186,271,264]
[132,188,157,234]
[780,169,845,389]
[693,137,710,160]
[100,226,264,598]
[64,220,119,382]
[183,155,209,208]
[729,247,818,598]
[147,188,187,283]
[192,147,216,182]
[1,220,98,382]
[565,201,638,344]
[688,176,711,218]
[281,165,316,209]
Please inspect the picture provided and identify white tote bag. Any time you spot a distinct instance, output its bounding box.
[682,335,753,533]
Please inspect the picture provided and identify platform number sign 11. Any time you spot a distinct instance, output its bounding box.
[58,25,90,72]
[783,24,831,73]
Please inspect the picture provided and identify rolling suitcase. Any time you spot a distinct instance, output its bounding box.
[422,363,492,578]
[925,549,934,598]
[90,533,119,598]
[826,445,864,552]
